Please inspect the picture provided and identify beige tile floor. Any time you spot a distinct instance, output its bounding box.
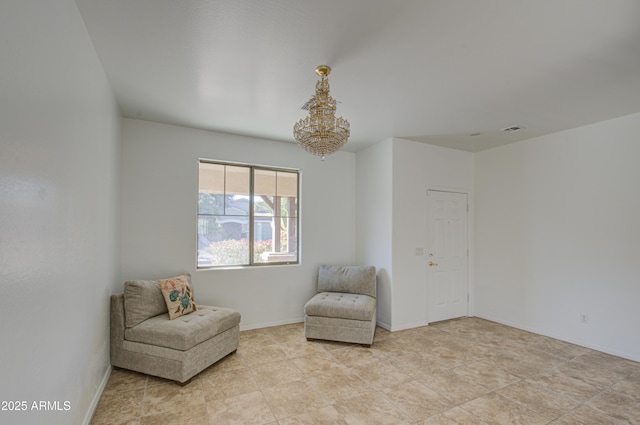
[91,318,640,425]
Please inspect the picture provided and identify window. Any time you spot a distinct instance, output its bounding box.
[197,160,299,268]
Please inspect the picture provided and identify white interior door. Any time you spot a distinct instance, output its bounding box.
[427,190,468,323]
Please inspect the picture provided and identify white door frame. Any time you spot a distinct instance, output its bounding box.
[426,186,474,323]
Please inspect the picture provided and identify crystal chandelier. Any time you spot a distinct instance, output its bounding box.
[293,65,350,160]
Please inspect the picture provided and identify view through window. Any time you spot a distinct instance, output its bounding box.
[197,160,299,268]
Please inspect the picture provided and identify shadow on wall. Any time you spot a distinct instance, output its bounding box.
[375,267,391,329]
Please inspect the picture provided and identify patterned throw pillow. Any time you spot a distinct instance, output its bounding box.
[157,274,197,319]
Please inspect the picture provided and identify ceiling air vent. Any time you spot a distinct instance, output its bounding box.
[501,125,525,133]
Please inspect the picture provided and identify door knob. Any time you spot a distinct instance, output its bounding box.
[429,261,438,267]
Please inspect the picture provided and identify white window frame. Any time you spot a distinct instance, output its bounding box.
[197,159,300,269]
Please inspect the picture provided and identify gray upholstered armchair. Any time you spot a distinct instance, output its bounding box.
[110,278,240,384]
[304,265,377,346]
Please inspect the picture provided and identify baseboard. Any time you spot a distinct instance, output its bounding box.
[475,314,640,363]
[376,321,391,331]
[240,317,304,331]
[240,318,432,334]
[376,320,429,332]
[81,365,112,425]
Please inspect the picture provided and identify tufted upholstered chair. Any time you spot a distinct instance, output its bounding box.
[304,265,377,346]
[111,279,240,384]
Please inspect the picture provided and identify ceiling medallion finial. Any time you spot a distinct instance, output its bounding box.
[293,65,350,160]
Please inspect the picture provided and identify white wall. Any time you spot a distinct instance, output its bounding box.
[391,139,474,330]
[0,1,122,424]
[356,139,394,328]
[120,119,356,329]
[356,138,474,331]
[475,112,640,361]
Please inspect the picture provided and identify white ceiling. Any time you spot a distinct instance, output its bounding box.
[75,0,640,153]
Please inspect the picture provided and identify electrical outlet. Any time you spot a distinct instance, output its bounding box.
[580,314,589,324]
